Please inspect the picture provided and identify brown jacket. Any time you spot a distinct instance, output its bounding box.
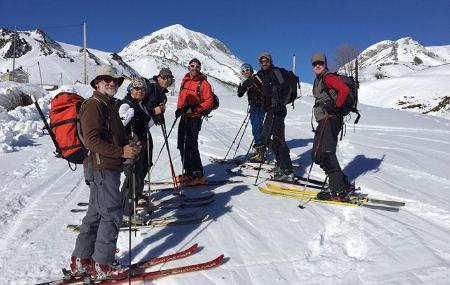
[80,91,126,171]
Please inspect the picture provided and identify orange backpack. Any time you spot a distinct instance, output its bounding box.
[49,92,87,164]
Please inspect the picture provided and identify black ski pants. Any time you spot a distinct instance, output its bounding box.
[262,108,293,170]
[177,116,203,176]
[121,137,150,216]
[312,116,349,192]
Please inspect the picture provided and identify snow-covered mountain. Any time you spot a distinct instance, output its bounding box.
[338,37,450,118]
[356,37,450,81]
[118,24,243,94]
[0,28,139,86]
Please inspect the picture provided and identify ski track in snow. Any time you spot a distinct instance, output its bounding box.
[1,96,450,284]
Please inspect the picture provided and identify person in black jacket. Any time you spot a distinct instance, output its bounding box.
[144,68,172,167]
[256,53,294,181]
[118,69,171,217]
[237,63,265,162]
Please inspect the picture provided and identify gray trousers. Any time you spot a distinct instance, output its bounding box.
[72,163,124,264]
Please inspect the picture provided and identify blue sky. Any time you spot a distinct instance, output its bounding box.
[1,0,449,83]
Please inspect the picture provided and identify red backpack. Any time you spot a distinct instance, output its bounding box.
[49,92,88,164]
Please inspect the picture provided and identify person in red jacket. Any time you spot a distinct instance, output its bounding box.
[175,58,214,186]
[311,53,353,201]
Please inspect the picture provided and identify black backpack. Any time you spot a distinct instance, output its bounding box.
[323,73,361,124]
[273,68,300,107]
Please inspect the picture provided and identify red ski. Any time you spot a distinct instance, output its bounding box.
[98,254,225,284]
[37,244,199,285]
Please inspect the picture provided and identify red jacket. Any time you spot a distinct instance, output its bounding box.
[323,74,349,108]
[178,73,214,117]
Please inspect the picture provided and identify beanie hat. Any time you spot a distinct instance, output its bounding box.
[130,77,147,89]
[311,53,327,65]
[240,63,253,72]
[258,52,272,62]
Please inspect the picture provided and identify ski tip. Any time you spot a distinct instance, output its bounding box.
[214,254,225,263]
[190,243,199,251]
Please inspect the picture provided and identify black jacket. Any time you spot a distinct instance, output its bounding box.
[143,79,168,125]
[237,74,263,107]
[120,94,151,141]
[256,66,291,112]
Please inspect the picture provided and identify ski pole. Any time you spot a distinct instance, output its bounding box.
[150,117,178,175]
[161,120,179,192]
[254,112,271,185]
[298,115,329,207]
[231,114,251,159]
[222,106,250,161]
[146,130,152,197]
[244,137,255,161]
[31,95,62,157]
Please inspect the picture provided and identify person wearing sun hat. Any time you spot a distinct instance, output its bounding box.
[69,65,139,281]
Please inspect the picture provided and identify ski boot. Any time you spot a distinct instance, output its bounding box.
[249,144,266,163]
[316,189,350,202]
[90,260,129,281]
[66,256,92,280]
[183,171,208,186]
[176,173,192,184]
[272,168,294,182]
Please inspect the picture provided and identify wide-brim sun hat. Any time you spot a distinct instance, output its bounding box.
[90,65,124,89]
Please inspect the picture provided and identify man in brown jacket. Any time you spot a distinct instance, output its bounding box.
[69,65,139,281]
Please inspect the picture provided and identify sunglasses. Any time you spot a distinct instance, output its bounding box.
[132,87,145,91]
[312,61,325,67]
[259,58,270,64]
[189,64,201,69]
[241,68,251,73]
[98,76,118,84]
[160,75,173,80]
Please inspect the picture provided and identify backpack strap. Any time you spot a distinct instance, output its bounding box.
[78,97,112,165]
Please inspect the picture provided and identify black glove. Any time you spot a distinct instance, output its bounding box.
[175,107,186,118]
[271,97,283,115]
[237,84,245,97]
[323,101,338,114]
[153,114,164,126]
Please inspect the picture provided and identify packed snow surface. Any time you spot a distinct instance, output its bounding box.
[0,85,450,285]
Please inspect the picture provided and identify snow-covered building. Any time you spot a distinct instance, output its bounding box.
[0,67,29,83]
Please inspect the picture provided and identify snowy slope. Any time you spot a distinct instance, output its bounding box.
[0,87,449,284]
[359,63,450,118]
[0,28,139,85]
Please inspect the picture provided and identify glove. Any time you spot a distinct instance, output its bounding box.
[237,83,246,97]
[153,114,164,126]
[175,107,185,118]
[323,101,338,114]
[271,97,283,115]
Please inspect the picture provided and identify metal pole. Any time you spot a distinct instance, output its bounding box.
[83,22,87,84]
[292,54,296,74]
[37,61,43,87]
[12,28,16,73]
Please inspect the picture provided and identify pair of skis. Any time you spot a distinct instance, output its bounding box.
[66,212,211,233]
[259,182,405,212]
[36,244,224,285]
[72,193,216,213]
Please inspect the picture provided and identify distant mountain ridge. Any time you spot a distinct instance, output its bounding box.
[0,28,139,86]
[356,37,450,81]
